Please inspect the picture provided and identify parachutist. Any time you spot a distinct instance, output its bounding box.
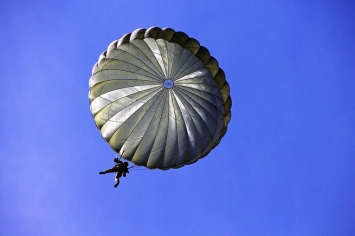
[99,158,129,188]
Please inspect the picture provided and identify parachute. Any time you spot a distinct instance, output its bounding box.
[89,27,231,170]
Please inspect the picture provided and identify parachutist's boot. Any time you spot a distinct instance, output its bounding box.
[114,183,119,188]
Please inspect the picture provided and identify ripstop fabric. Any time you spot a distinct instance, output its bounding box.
[89,27,231,169]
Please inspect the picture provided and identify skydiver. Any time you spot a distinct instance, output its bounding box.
[99,158,129,188]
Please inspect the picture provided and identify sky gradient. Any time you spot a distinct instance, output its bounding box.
[1,0,355,235]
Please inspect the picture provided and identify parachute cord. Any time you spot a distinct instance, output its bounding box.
[116,150,125,161]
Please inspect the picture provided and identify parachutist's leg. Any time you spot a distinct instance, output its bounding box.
[99,167,117,174]
[114,177,120,188]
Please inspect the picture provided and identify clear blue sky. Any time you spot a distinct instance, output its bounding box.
[1,0,354,235]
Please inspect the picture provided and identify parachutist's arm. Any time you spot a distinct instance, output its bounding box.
[123,168,129,177]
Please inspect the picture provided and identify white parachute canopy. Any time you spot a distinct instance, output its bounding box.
[89,27,231,170]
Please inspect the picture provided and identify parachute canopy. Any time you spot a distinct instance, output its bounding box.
[89,27,231,170]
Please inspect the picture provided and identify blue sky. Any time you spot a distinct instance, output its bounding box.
[1,0,354,235]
